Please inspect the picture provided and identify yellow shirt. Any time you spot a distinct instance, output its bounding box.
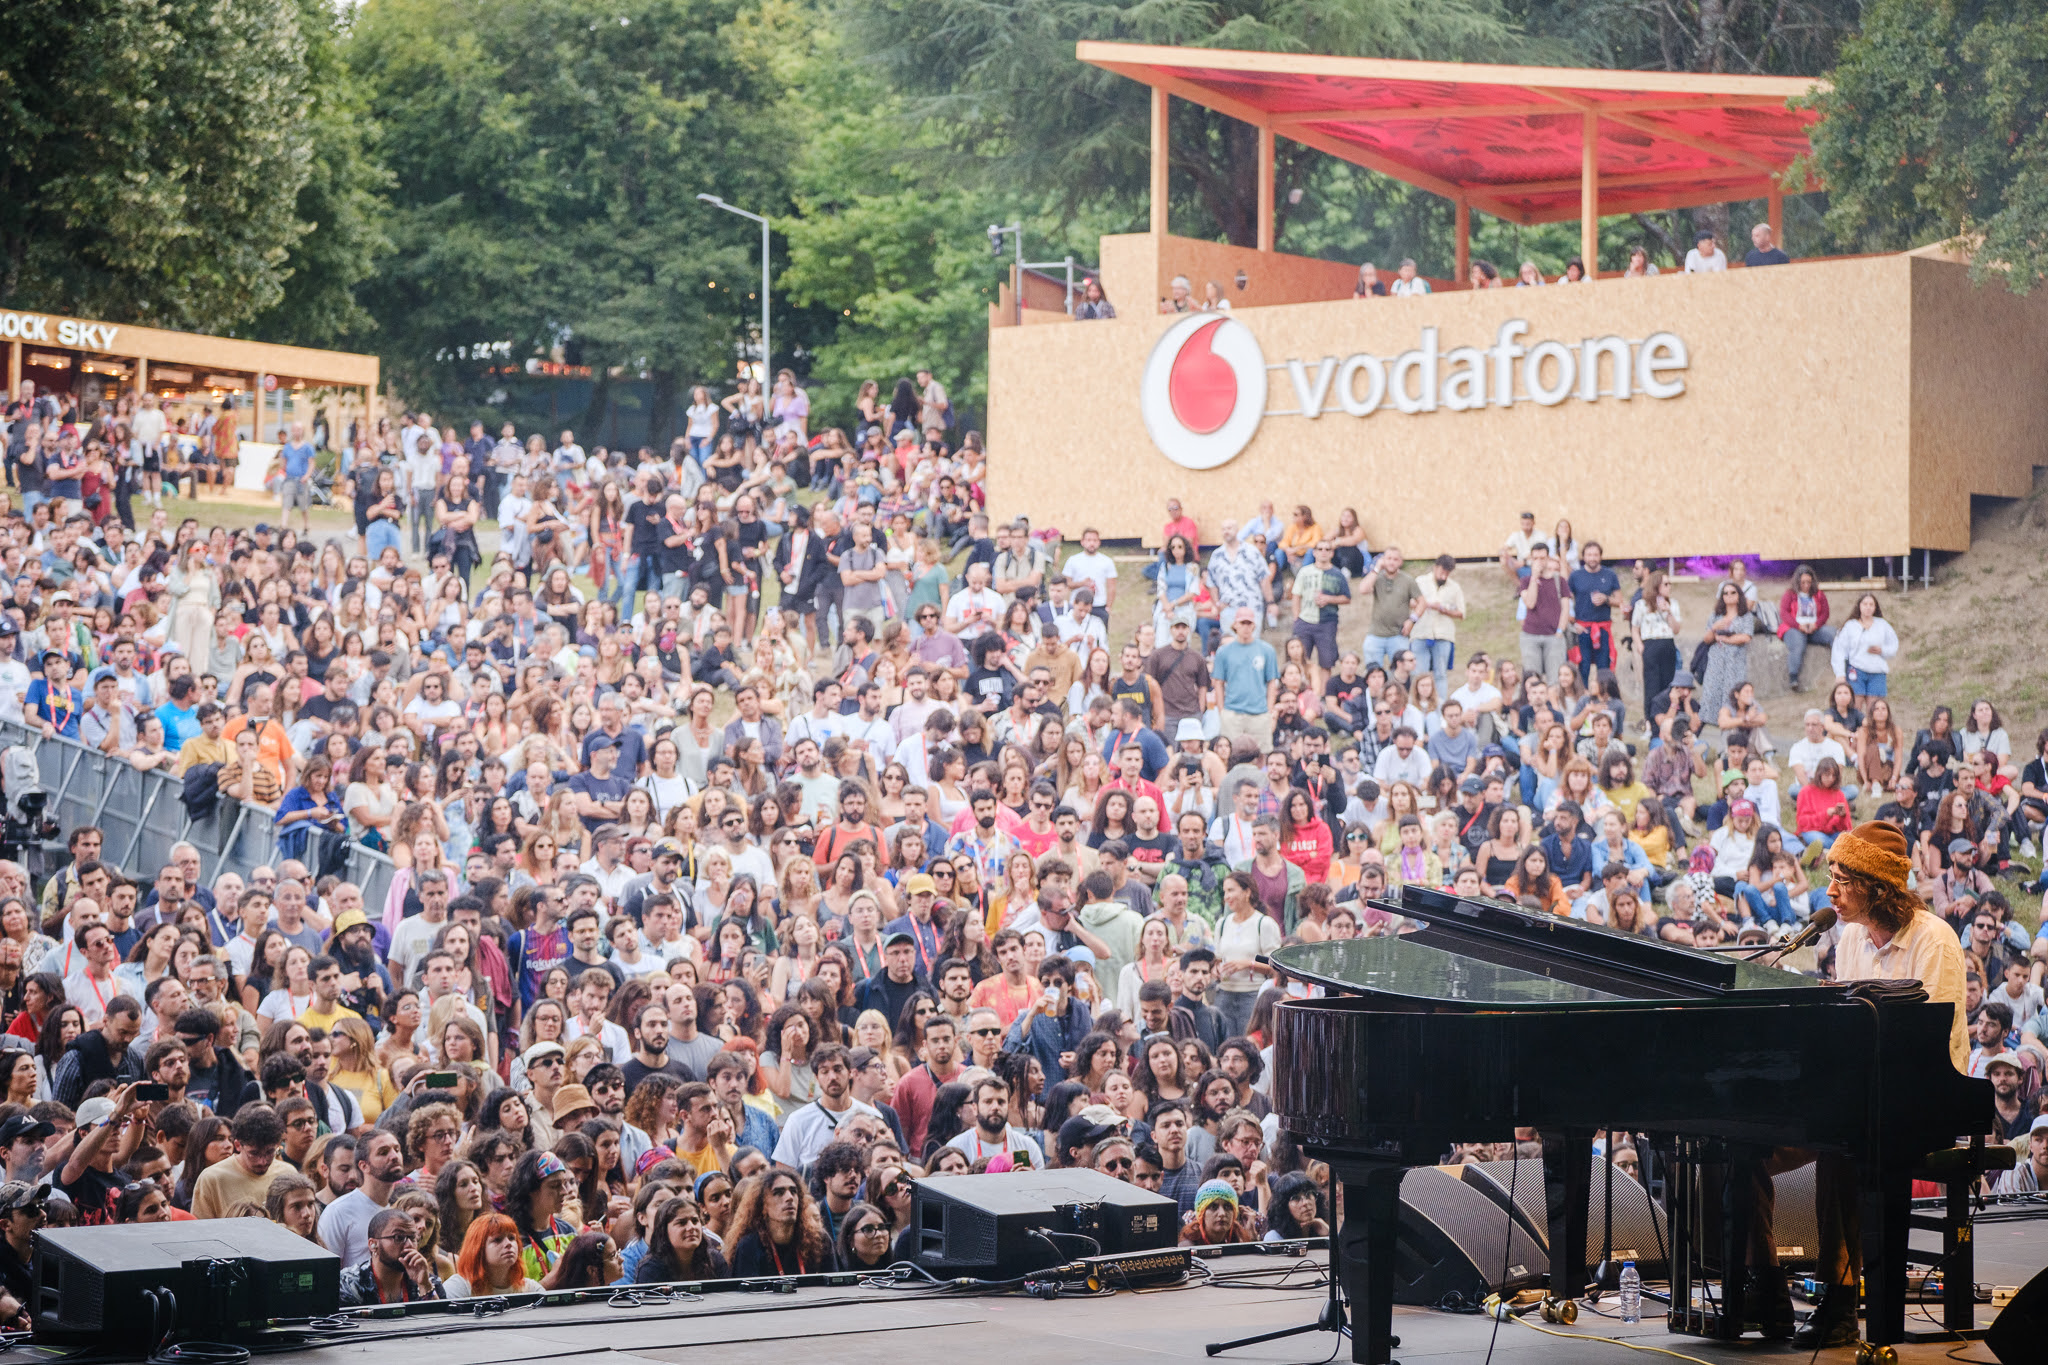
[297,1002,362,1034]
[1834,908,1969,1072]
[175,734,233,776]
[331,1065,399,1124]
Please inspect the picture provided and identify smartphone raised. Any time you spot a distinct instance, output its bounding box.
[132,1083,171,1102]
[419,1071,460,1091]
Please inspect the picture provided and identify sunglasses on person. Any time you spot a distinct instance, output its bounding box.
[968,1026,1002,1038]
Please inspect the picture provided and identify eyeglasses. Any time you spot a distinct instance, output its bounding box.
[1098,1157,1134,1173]
[286,1117,318,1131]
[855,1221,890,1236]
[376,1230,418,1244]
[969,1027,1002,1037]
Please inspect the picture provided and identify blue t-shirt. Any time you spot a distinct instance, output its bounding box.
[281,441,318,480]
[1566,566,1620,624]
[156,700,201,746]
[1213,640,1279,716]
[24,680,82,738]
[564,770,634,830]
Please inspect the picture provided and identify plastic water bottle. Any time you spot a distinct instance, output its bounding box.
[1618,1260,1642,1323]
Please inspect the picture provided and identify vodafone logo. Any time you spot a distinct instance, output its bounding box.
[1140,314,1267,470]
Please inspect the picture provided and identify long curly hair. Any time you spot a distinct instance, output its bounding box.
[725,1168,827,1274]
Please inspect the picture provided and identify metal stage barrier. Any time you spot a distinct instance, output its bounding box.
[0,719,397,905]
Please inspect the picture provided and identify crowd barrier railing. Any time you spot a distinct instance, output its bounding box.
[0,720,396,908]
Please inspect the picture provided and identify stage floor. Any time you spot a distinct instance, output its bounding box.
[108,1215,2040,1365]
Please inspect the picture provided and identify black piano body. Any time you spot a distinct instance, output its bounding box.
[1270,886,1990,1364]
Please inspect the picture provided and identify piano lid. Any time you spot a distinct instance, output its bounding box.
[1271,936,1638,1009]
[1277,887,1838,1004]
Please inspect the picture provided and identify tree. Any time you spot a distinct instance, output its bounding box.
[245,0,393,350]
[845,0,1522,247]
[0,0,315,328]
[350,0,791,425]
[1806,0,2048,292]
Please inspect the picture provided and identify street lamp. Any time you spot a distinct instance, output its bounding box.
[698,193,771,383]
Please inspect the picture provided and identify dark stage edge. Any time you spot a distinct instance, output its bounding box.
[18,1218,2045,1365]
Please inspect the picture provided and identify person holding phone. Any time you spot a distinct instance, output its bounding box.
[942,1075,1045,1169]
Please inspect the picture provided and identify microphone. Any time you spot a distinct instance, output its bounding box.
[1742,905,1836,960]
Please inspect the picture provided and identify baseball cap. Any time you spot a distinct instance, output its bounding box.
[1065,945,1097,967]
[636,1146,678,1175]
[2031,1115,2048,1135]
[1671,669,1696,688]
[88,666,118,688]
[652,838,687,861]
[1729,800,1756,819]
[0,1181,44,1216]
[1459,775,1485,795]
[1057,1114,1123,1155]
[586,732,616,751]
[902,873,938,897]
[1078,1104,1129,1132]
[0,619,20,637]
[1719,769,1745,789]
[76,1097,116,1128]
[1983,1050,2023,1074]
[882,931,917,950]
[1948,837,1976,857]
[0,1115,52,1147]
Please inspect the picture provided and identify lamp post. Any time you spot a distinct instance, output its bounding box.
[697,193,771,383]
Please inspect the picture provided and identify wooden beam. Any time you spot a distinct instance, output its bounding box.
[135,357,148,400]
[1513,179,1781,224]
[1488,165,1748,197]
[1150,87,1169,236]
[1257,125,1275,253]
[1266,92,1798,128]
[1769,191,1785,247]
[1595,109,1779,174]
[1581,110,1599,279]
[1126,68,1482,205]
[1077,43,1828,100]
[5,342,16,402]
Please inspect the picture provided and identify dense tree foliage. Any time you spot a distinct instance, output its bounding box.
[0,0,316,328]
[1807,0,2048,292]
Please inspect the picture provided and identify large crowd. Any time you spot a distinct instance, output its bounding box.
[0,359,2038,1317]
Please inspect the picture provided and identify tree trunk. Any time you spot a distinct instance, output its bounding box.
[647,366,678,453]
[579,365,611,444]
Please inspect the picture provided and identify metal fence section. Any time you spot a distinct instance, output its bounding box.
[0,720,396,906]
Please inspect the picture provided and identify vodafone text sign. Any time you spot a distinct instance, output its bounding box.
[1139,315,1689,469]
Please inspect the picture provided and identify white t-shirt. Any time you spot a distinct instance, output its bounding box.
[386,913,448,986]
[565,1014,631,1064]
[404,696,463,737]
[1449,682,1502,716]
[131,409,168,448]
[945,1125,1046,1169]
[1787,736,1847,779]
[685,404,719,439]
[945,587,1004,639]
[1060,551,1117,604]
[498,494,533,562]
[1684,247,1728,273]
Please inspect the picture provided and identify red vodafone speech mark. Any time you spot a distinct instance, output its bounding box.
[1167,319,1237,435]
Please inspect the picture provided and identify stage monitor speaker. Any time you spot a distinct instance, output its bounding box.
[1770,1162,1819,1270]
[35,1217,338,1345]
[1986,1264,2048,1364]
[1392,1167,1546,1306]
[1457,1156,1670,1284]
[912,1168,1178,1277]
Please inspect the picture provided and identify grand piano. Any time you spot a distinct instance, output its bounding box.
[1270,885,1991,1364]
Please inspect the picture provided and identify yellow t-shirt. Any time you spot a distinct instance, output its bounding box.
[190,1156,286,1219]
[297,1002,362,1033]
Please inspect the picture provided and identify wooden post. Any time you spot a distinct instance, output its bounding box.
[1257,125,1275,254]
[5,342,16,400]
[1150,87,1170,238]
[253,375,265,443]
[1768,191,1784,252]
[1454,198,1471,286]
[134,357,148,405]
[1581,110,1599,279]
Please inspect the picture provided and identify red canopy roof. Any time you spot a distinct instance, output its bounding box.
[1077,43,1825,224]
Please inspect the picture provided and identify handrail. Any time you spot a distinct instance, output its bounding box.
[0,720,397,908]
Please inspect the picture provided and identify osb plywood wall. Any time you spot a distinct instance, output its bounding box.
[1907,255,2048,550]
[988,252,2048,559]
[1099,233,1383,316]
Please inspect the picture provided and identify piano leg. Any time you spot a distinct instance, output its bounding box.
[1338,1164,1407,1365]
[1541,1130,1593,1301]
[1858,1168,1910,1347]
[1716,1145,1758,1340]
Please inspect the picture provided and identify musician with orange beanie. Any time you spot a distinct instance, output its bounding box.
[1755,819,1969,1349]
